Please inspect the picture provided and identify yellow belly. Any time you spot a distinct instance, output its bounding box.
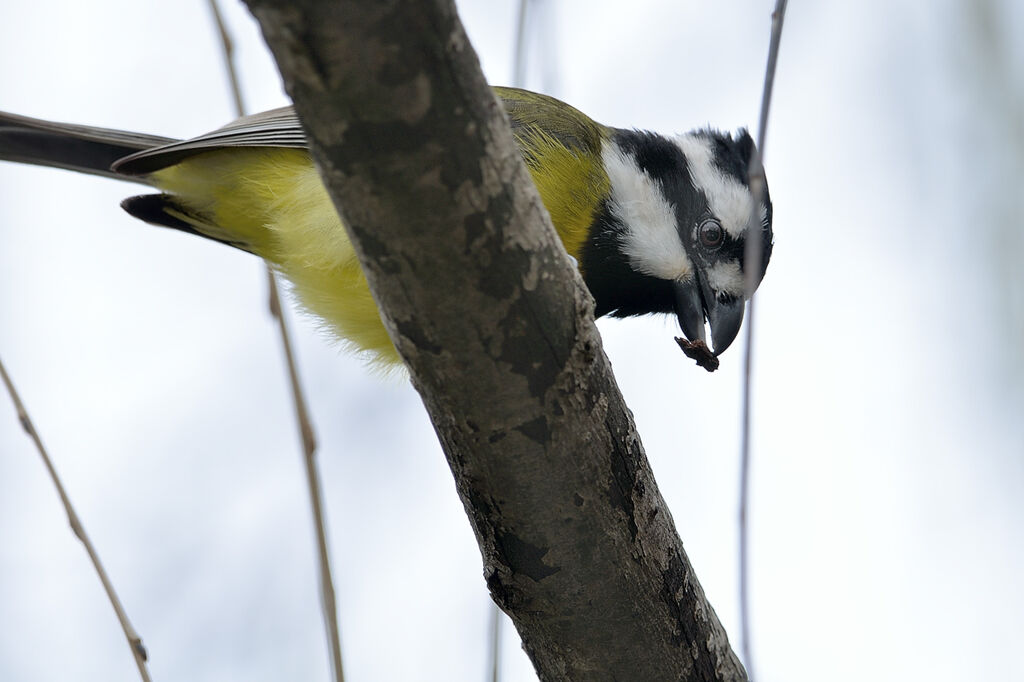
[152,148,399,366]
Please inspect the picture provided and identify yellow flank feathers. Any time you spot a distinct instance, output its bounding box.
[152,148,399,366]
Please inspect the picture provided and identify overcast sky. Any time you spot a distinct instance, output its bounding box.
[1,1,1022,681]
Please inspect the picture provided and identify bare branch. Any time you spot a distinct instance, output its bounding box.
[267,268,345,682]
[206,0,247,116]
[242,1,746,678]
[0,355,152,682]
[740,1,790,678]
[512,0,530,89]
[489,599,502,682]
[204,3,343,680]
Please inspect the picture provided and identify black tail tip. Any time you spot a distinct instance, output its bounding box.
[120,193,200,233]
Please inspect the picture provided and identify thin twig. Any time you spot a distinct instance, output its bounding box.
[266,269,344,682]
[205,2,343,681]
[739,1,789,679]
[207,0,247,116]
[512,0,530,89]
[0,355,152,682]
[489,596,502,682]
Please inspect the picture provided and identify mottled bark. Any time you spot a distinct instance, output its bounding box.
[242,1,746,679]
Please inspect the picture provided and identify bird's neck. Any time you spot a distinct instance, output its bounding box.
[578,205,676,319]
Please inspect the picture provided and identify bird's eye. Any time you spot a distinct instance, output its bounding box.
[698,220,724,248]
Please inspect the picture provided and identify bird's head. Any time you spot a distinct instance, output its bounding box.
[580,126,773,357]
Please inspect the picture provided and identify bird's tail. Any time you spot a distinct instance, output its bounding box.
[0,111,177,183]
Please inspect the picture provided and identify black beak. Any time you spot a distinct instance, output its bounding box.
[672,279,745,356]
[707,295,744,356]
[673,279,706,345]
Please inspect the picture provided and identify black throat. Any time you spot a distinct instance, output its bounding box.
[579,201,676,319]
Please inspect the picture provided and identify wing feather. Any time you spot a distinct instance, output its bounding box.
[113,107,306,175]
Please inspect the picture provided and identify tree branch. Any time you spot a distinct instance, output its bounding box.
[242,1,745,679]
[0,355,151,681]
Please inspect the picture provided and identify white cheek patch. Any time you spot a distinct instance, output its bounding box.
[673,134,756,239]
[602,142,692,281]
[705,260,745,298]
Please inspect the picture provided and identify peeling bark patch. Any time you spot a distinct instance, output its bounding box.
[485,567,523,611]
[486,569,511,608]
[349,223,399,273]
[462,212,488,252]
[439,140,486,189]
[373,69,432,124]
[580,337,597,365]
[328,120,439,181]
[393,317,442,355]
[607,449,640,542]
[476,246,528,301]
[496,294,569,397]
[496,530,561,582]
[376,58,419,86]
[514,415,549,445]
[660,553,718,679]
[462,481,494,521]
[252,6,331,93]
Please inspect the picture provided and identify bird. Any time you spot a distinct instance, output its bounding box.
[0,87,773,368]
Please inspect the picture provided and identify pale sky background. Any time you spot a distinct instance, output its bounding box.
[1,1,1022,681]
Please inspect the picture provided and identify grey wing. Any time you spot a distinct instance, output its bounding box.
[0,111,177,182]
[113,106,308,176]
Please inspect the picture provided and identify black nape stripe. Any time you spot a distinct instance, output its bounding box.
[611,129,689,183]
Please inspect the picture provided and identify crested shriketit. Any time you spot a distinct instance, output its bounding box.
[0,87,773,368]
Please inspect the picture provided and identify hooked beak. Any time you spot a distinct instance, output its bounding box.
[672,279,745,356]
